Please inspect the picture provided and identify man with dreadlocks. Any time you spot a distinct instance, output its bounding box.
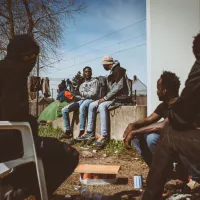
[139,33,200,200]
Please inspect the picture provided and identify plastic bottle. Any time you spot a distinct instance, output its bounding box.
[92,194,104,200]
[79,188,91,199]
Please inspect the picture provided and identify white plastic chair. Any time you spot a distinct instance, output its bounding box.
[0,121,48,200]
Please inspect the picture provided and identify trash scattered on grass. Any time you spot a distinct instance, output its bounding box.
[64,194,71,199]
[166,194,193,200]
[82,151,94,158]
[74,185,81,190]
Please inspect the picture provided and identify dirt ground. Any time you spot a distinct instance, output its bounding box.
[53,145,149,200]
[52,142,200,200]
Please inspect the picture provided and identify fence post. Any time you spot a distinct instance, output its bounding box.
[134,90,137,105]
[36,56,39,118]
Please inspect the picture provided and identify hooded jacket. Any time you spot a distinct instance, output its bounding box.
[104,60,129,101]
[79,78,99,100]
[168,60,200,130]
[0,35,39,121]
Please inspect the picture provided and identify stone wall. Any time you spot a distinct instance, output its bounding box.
[52,105,147,141]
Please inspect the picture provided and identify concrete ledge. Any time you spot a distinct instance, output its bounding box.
[52,106,147,141]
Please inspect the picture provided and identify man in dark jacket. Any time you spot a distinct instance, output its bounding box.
[79,55,129,147]
[0,34,39,122]
[139,33,200,200]
[0,35,79,199]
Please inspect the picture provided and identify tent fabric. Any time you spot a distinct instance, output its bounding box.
[38,101,68,121]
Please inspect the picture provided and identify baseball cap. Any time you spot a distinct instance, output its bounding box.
[101,55,113,65]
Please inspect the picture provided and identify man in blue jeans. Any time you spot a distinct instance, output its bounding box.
[78,55,129,147]
[59,66,99,139]
[124,71,180,167]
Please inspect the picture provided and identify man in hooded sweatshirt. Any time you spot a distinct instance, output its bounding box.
[139,33,200,200]
[0,35,79,199]
[78,56,129,147]
[59,66,100,139]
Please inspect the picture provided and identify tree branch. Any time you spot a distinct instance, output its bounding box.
[22,0,35,36]
[7,0,15,39]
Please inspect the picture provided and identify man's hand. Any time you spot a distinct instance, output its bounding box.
[123,123,136,139]
[123,131,136,149]
[98,98,106,105]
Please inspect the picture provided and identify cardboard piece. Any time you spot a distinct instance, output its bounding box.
[74,164,120,174]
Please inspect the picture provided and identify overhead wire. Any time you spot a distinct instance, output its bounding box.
[41,33,145,69]
[55,43,146,72]
[41,19,146,68]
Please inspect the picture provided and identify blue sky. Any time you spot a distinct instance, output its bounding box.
[46,0,146,95]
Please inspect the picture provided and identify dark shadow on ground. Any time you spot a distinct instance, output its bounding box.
[116,177,129,185]
[52,190,142,200]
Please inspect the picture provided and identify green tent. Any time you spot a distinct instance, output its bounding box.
[38,101,68,121]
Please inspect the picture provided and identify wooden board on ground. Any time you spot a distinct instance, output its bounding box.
[74,164,120,174]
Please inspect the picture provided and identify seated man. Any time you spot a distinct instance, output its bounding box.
[125,33,200,200]
[59,66,99,139]
[123,71,180,167]
[79,55,129,147]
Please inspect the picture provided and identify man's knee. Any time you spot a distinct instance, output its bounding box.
[62,106,69,114]
[98,102,107,112]
[79,104,87,113]
[89,101,98,111]
[146,134,159,147]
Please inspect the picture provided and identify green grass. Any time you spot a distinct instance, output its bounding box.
[38,125,62,139]
[38,126,129,156]
[105,139,127,155]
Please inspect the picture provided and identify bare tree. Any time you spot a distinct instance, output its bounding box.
[0,0,86,70]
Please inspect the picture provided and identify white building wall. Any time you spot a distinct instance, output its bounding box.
[147,0,200,114]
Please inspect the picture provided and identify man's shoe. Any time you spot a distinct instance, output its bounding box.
[59,130,72,139]
[78,130,85,137]
[93,136,108,148]
[76,131,95,141]
[83,131,95,140]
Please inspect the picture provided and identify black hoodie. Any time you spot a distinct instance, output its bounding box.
[168,60,200,130]
[0,35,39,121]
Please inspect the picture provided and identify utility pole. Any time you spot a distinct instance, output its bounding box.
[36,56,39,118]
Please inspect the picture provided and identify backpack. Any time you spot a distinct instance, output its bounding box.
[115,73,133,104]
[64,90,74,101]
[96,76,107,99]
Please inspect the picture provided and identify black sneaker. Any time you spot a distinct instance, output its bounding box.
[59,130,72,139]
[76,131,95,141]
[83,131,95,140]
[78,130,85,137]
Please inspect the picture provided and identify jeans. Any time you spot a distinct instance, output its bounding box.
[87,100,113,137]
[132,133,159,167]
[142,124,200,200]
[62,99,94,131]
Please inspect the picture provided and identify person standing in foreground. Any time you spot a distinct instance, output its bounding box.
[137,33,200,200]
[0,35,79,198]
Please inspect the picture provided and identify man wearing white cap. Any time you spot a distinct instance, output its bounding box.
[78,55,129,147]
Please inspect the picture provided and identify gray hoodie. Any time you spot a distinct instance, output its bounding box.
[79,78,99,100]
